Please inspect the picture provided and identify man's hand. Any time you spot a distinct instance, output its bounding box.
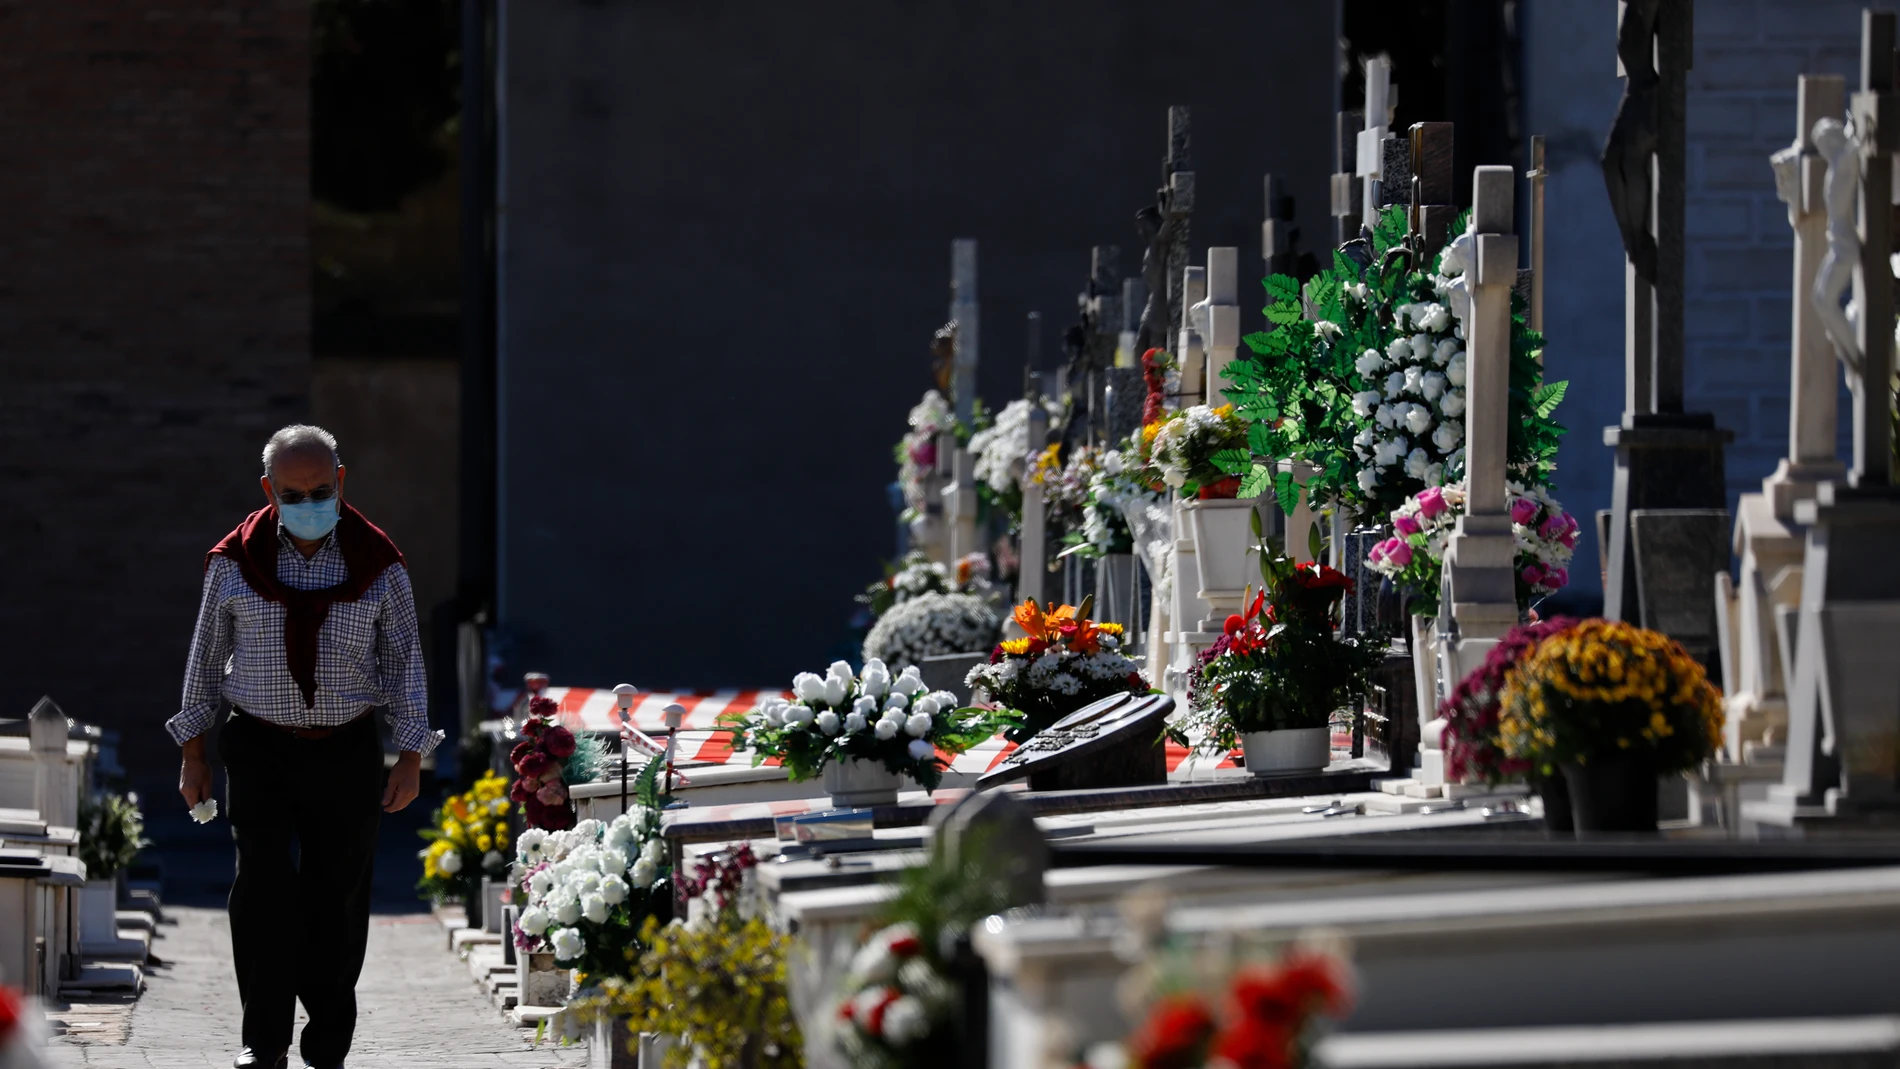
[179,737,213,807]
[383,751,422,813]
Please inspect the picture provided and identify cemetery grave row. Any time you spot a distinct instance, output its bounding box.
[422,7,1900,1069]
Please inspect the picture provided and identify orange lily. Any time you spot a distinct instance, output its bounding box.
[1012,599,1079,643]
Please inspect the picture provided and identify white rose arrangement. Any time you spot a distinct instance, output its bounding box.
[511,785,670,979]
[861,591,1001,671]
[896,389,955,522]
[723,659,1017,790]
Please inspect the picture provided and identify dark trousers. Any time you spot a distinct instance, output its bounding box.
[220,708,383,1066]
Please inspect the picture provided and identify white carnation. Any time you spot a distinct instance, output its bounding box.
[641,838,664,865]
[1432,422,1463,452]
[1425,462,1446,486]
[1354,350,1384,378]
[827,659,854,680]
[1351,390,1381,417]
[1409,333,1433,362]
[1374,403,1399,429]
[844,711,868,733]
[551,927,584,962]
[552,894,582,925]
[817,710,842,736]
[1405,448,1431,479]
[582,893,610,925]
[599,874,629,905]
[1383,370,1407,397]
[907,738,936,761]
[1385,335,1411,360]
[784,703,815,726]
[883,691,909,711]
[517,905,550,936]
[1373,436,1409,467]
[1420,304,1451,332]
[1358,467,1380,492]
[822,675,848,707]
[1434,338,1460,365]
[905,712,932,737]
[1420,370,1448,401]
[631,857,658,888]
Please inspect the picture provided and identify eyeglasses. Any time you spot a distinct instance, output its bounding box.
[276,486,337,506]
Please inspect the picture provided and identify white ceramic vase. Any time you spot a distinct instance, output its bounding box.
[1239,726,1332,776]
[822,758,902,808]
[1182,497,1259,603]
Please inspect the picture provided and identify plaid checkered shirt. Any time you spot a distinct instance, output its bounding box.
[168,522,441,754]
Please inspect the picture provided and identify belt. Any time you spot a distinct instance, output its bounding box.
[235,707,372,741]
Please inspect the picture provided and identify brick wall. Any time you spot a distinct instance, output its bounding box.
[1686,0,1862,493]
[1527,0,1861,605]
[0,2,310,770]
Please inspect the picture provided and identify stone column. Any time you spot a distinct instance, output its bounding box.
[1356,57,1392,236]
[1331,109,1365,246]
[1202,248,1240,405]
[1428,166,1521,789]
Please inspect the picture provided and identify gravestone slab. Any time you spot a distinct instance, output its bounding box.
[978,693,1172,792]
[919,651,988,704]
[1379,136,1412,208]
[1630,508,1730,672]
[928,790,1047,906]
[1340,526,1387,635]
[1103,366,1146,443]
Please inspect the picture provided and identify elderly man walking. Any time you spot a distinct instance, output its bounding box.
[172,425,440,1069]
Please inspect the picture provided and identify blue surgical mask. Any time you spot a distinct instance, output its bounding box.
[278,496,341,541]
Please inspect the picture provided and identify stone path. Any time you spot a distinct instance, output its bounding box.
[46,907,587,1069]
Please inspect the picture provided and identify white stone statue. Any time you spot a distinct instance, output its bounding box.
[1810,116,1865,383]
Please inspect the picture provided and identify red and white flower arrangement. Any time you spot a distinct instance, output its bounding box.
[833,922,956,1065]
[510,695,581,831]
[1095,948,1353,1069]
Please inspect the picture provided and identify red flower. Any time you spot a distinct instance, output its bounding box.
[527,695,559,718]
[0,985,21,1040]
[1294,562,1352,592]
[838,1000,856,1023]
[1198,476,1243,500]
[1127,672,1147,690]
[887,933,923,957]
[517,752,557,780]
[1127,995,1216,1069]
[1224,614,1246,636]
[863,989,901,1036]
[509,740,534,765]
[509,777,534,803]
[523,797,574,831]
[1229,955,1353,1024]
[543,725,577,759]
[520,718,544,738]
[1210,1017,1296,1069]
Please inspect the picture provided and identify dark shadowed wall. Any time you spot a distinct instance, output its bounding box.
[495,1,1340,691]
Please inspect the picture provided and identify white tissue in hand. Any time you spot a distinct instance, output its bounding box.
[190,800,219,824]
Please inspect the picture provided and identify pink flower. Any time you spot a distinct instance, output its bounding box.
[1538,514,1566,539]
[1544,566,1569,589]
[1417,487,1448,519]
[1510,497,1539,526]
[1520,563,1546,587]
[1559,528,1579,550]
[535,782,568,806]
[1382,538,1413,567]
[1393,513,1423,536]
[1366,543,1385,566]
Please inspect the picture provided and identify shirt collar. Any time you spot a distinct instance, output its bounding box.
[276,521,339,558]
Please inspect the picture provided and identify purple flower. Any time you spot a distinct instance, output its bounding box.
[1510,497,1539,526]
[1393,514,1422,536]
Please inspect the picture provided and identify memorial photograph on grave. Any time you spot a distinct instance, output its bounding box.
[19,0,1900,1066]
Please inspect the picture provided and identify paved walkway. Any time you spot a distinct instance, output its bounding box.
[46,907,587,1069]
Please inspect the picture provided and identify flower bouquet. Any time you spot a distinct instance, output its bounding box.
[964,598,1148,741]
[896,389,957,524]
[417,770,512,905]
[1216,205,1565,521]
[1364,481,1578,616]
[511,758,672,983]
[858,551,996,620]
[1058,447,1152,561]
[77,791,149,883]
[576,845,801,1069]
[862,591,1002,671]
[1437,617,1580,829]
[509,695,609,831]
[833,923,956,1069]
[968,396,1060,527]
[724,659,1012,793]
[1095,948,1353,1069]
[1145,403,1250,498]
[1498,619,1724,831]
[1172,531,1385,771]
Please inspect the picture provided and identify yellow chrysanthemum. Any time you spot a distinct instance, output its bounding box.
[999,637,1033,655]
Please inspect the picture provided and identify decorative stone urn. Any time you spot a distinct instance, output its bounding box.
[822,759,901,808]
[1181,497,1259,629]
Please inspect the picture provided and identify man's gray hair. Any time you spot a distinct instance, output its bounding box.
[262,424,340,475]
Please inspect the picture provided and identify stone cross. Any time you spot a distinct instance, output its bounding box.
[950,239,980,425]
[1135,108,1194,355]
[945,443,978,562]
[1176,264,1206,409]
[1202,248,1241,402]
[1357,57,1393,237]
[1018,404,1050,608]
[1527,135,1548,333]
[1263,174,1294,277]
[1330,110,1364,246]
[1601,0,1733,626]
[1442,166,1521,641]
[1826,12,1897,488]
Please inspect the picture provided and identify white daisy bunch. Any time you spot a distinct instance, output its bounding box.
[890,558,952,602]
[513,805,669,969]
[731,659,998,788]
[832,922,957,1061]
[967,397,1059,502]
[897,389,954,520]
[861,592,1000,671]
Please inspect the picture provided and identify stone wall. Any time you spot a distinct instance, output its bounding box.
[1525,0,1861,608]
[494,0,1340,692]
[0,1,311,764]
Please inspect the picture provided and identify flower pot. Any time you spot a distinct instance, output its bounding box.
[1532,772,1574,836]
[1182,498,1259,601]
[822,759,902,808]
[1562,753,1660,833]
[519,950,572,1008]
[1239,727,1332,776]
